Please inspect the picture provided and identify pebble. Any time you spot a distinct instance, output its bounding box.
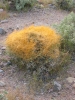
[0,28,6,35]
[0,9,3,12]
[0,19,8,23]
[0,69,3,73]
[66,77,75,84]
[0,62,6,68]
[53,81,62,92]
[8,27,14,32]
[0,52,2,55]
[1,47,6,50]
[13,13,17,17]
[24,82,27,85]
[0,81,6,87]
[6,61,12,66]
[52,92,58,97]
[73,98,75,100]
[72,83,75,88]
[51,97,56,100]
[40,4,44,8]
[0,63,3,68]
[16,25,19,30]
[49,4,56,9]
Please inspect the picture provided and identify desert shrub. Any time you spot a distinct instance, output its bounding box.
[6,25,61,61]
[8,0,36,11]
[15,0,36,11]
[53,12,75,53]
[0,93,7,100]
[54,0,75,10]
[3,0,36,11]
[0,1,9,10]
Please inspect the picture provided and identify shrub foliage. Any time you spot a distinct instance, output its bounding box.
[53,12,75,52]
[55,0,75,10]
[15,0,36,10]
[8,0,36,11]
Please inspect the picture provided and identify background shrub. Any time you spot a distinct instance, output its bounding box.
[15,0,36,11]
[54,0,75,11]
[53,12,75,53]
[8,0,37,11]
[0,0,9,10]
[1,0,36,11]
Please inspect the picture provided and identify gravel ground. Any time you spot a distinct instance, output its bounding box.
[0,7,75,100]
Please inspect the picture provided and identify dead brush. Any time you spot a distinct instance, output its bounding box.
[38,0,53,4]
[0,1,9,10]
[0,11,9,20]
[6,88,35,100]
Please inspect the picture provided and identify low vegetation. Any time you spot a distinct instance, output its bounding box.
[53,12,75,53]
[55,0,75,11]
[0,0,37,11]
[0,0,75,11]
[0,11,9,20]
[15,0,37,11]
[0,1,9,10]
[0,88,35,100]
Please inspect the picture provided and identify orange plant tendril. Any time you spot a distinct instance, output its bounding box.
[6,25,61,61]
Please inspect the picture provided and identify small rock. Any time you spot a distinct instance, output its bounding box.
[1,47,6,50]
[16,25,19,30]
[0,28,6,35]
[13,13,17,17]
[0,62,9,67]
[53,81,62,92]
[52,92,58,97]
[73,98,75,100]
[0,81,6,87]
[41,92,44,95]
[40,4,44,8]
[0,9,3,12]
[6,61,12,66]
[51,97,56,100]
[0,69,3,73]
[0,19,8,23]
[72,83,75,88]
[0,62,4,68]
[0,52,2,55]
[66,77,75,83]
[56,77,60,81]
[8,27,14,32]
[49,4,56,9]
[24,82,27,85]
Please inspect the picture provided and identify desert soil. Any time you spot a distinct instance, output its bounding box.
[0,6,75,100]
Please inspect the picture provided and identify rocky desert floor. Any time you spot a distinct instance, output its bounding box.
[0,6,75,100]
